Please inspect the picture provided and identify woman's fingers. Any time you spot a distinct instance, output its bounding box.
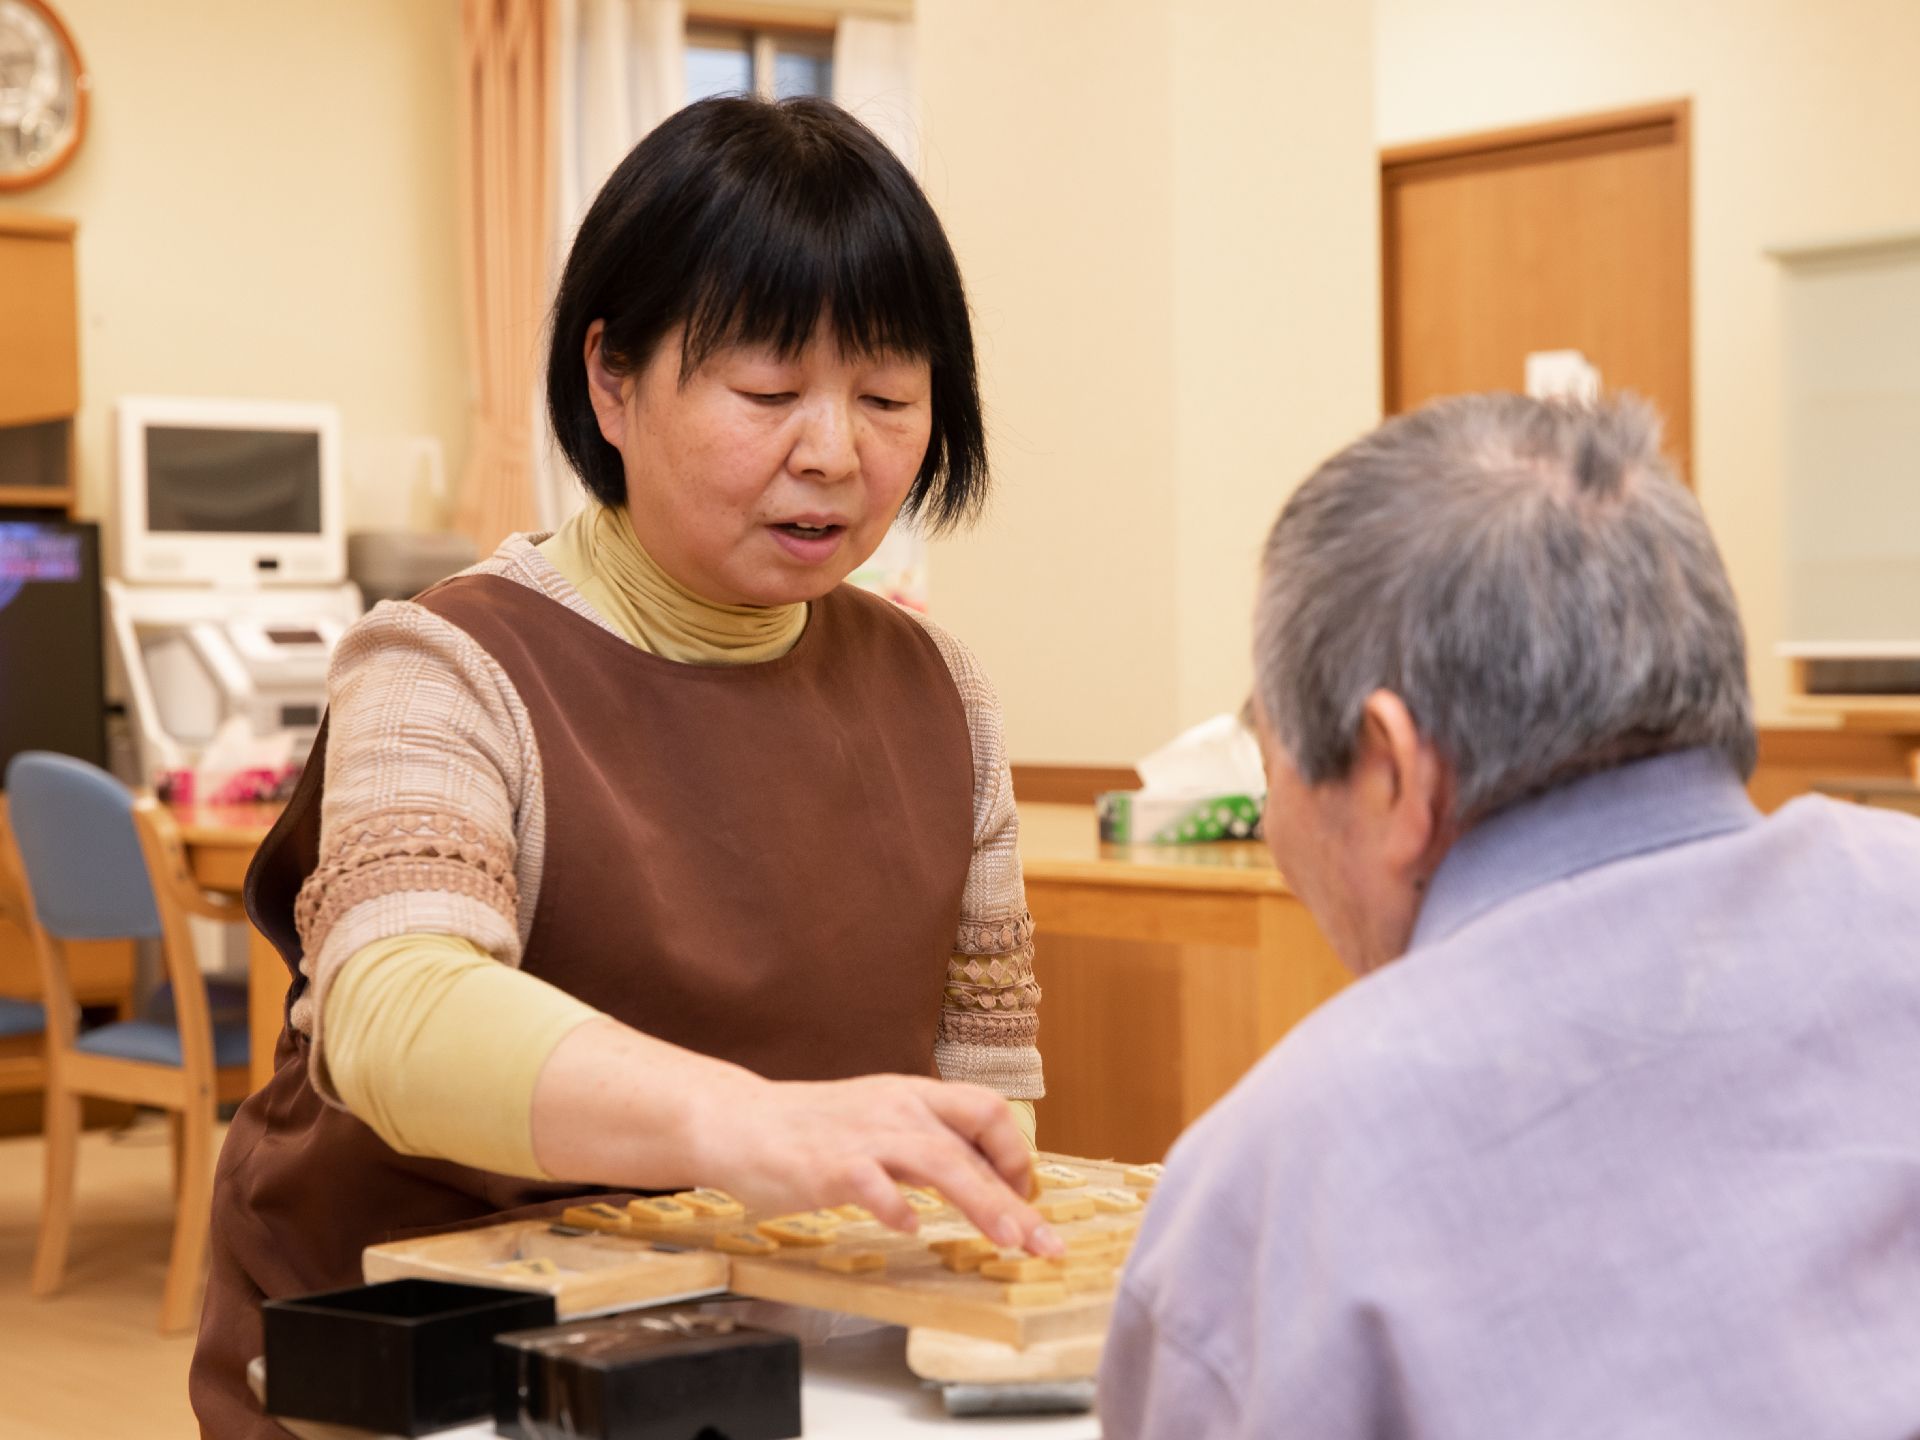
[888,1084,1061,1256]
[841,1155,919,1233]
[922,1082,1036,1197]
[696,1075,1063,1255]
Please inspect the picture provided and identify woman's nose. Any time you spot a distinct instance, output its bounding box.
[787,395,858,480]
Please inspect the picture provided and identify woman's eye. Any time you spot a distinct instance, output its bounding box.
[743,391,796,405]
[863,395,909,412]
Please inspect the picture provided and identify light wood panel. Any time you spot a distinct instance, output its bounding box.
[1383,101,1692,477]
[1030,934,1188,1164]
[1749,725,1915,812]
[0,214,79,432]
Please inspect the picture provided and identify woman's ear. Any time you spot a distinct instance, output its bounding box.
[584,319,630,450]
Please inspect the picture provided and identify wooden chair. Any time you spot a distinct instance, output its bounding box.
[3,751,251,1333]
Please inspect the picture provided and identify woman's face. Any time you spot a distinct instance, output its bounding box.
[585,321,934,607]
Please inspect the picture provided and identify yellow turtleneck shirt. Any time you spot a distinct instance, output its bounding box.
[322,505,1034,1179]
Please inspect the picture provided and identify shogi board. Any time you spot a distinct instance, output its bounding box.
[361,1151,1153,1348]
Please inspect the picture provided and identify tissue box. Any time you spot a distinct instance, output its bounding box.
[1097,790,1263,845]
[494,1309,801,1440]
[263,1279,556,1436]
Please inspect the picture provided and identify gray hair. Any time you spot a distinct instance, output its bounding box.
[1253,393,1755,823]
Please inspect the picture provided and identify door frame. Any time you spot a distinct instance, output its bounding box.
[1380,99,1693,478]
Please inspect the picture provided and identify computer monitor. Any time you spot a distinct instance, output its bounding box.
[0,519,107,777]
[114,396,344,586]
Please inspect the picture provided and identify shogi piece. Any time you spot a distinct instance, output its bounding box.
[979,1255,1061,1283]
[1089,1187,1144,1214]
[931,1236,997,1273]
[1033,1196,1096,1224]
[627,1197,698,1226]
[1031,1163,1089,1191]
[1123,1163,1164,1189]
[495,1310,800,1440]
[673,1188,745,1218]
[755,1216,838,1247]
[561,1203,634,1235]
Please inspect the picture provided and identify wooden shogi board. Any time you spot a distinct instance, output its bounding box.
[362,1152,1154,1349]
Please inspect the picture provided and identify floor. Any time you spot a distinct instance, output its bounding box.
[0,1115,222,1440]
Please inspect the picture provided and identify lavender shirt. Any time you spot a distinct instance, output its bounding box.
[1101,749,1920,1439]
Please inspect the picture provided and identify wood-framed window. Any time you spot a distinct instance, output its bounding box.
[685,21,834,102]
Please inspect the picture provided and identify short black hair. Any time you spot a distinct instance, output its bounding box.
[547,96,989,531]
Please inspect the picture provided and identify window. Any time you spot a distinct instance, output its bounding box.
[685,25,834,103]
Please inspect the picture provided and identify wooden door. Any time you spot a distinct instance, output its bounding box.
[1382,102,1692,477]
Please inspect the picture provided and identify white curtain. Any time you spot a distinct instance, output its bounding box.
[536,0,686,530]
[833,15,930,609]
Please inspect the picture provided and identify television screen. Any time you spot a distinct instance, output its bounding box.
[0,520,107,776]
[145,425,323,535]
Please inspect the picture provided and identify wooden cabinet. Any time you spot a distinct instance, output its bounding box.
[0,211,78,512]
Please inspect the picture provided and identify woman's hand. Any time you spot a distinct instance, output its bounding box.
[688,1070,1062,1256]
[531,1017,1063,1256]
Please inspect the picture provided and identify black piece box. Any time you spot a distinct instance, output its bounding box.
[494,1310,802,1440]
[264,1279,557,1435]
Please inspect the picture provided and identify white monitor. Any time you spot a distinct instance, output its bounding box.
[114,396,345,586]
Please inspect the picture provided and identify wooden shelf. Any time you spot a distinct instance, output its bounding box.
[0,214,77,515]
[0,485,74,511]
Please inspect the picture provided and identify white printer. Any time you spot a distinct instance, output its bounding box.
[106,396,362,780]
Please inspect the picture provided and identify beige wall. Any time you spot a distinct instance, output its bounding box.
[0,0,465,529]
[917,0,1379,766]
[1376,0,1920,725]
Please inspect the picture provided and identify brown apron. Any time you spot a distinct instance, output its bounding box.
[189,576,974,1437]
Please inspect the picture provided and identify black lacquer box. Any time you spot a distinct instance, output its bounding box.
[494,1309,802,1440]
[264,1278,558,1435]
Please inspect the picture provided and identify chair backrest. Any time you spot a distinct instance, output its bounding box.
[5,752,161,942]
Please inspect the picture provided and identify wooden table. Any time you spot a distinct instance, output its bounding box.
[1017,803,1349,1164]
[171,802,282,1094]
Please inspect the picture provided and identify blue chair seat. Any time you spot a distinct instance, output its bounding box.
[0,998,46,1038]
[74,1019,249,1070]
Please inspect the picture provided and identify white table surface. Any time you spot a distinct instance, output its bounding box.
[434,1321,1103,1439]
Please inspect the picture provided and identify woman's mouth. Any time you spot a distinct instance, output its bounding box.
[768,520,847,562]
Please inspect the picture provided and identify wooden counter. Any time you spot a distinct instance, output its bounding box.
[1018,804,1348,1164]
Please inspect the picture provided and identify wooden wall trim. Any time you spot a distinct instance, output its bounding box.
[1014,726,1913,812]
[1379,99,1690,171]
[1010,765,1140,806]
[1755,725,1916,769]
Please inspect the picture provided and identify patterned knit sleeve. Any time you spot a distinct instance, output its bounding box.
[908,613,1044,1100]
[289,599,545,1047]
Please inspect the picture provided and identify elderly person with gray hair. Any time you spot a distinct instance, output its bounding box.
[1099,394,1920,1439]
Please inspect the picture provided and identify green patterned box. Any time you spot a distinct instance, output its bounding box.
[1096,791,1264,845]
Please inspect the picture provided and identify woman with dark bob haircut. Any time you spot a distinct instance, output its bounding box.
[192,98,1055,1435]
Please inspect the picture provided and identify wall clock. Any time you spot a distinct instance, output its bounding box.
[0,0,86,192]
